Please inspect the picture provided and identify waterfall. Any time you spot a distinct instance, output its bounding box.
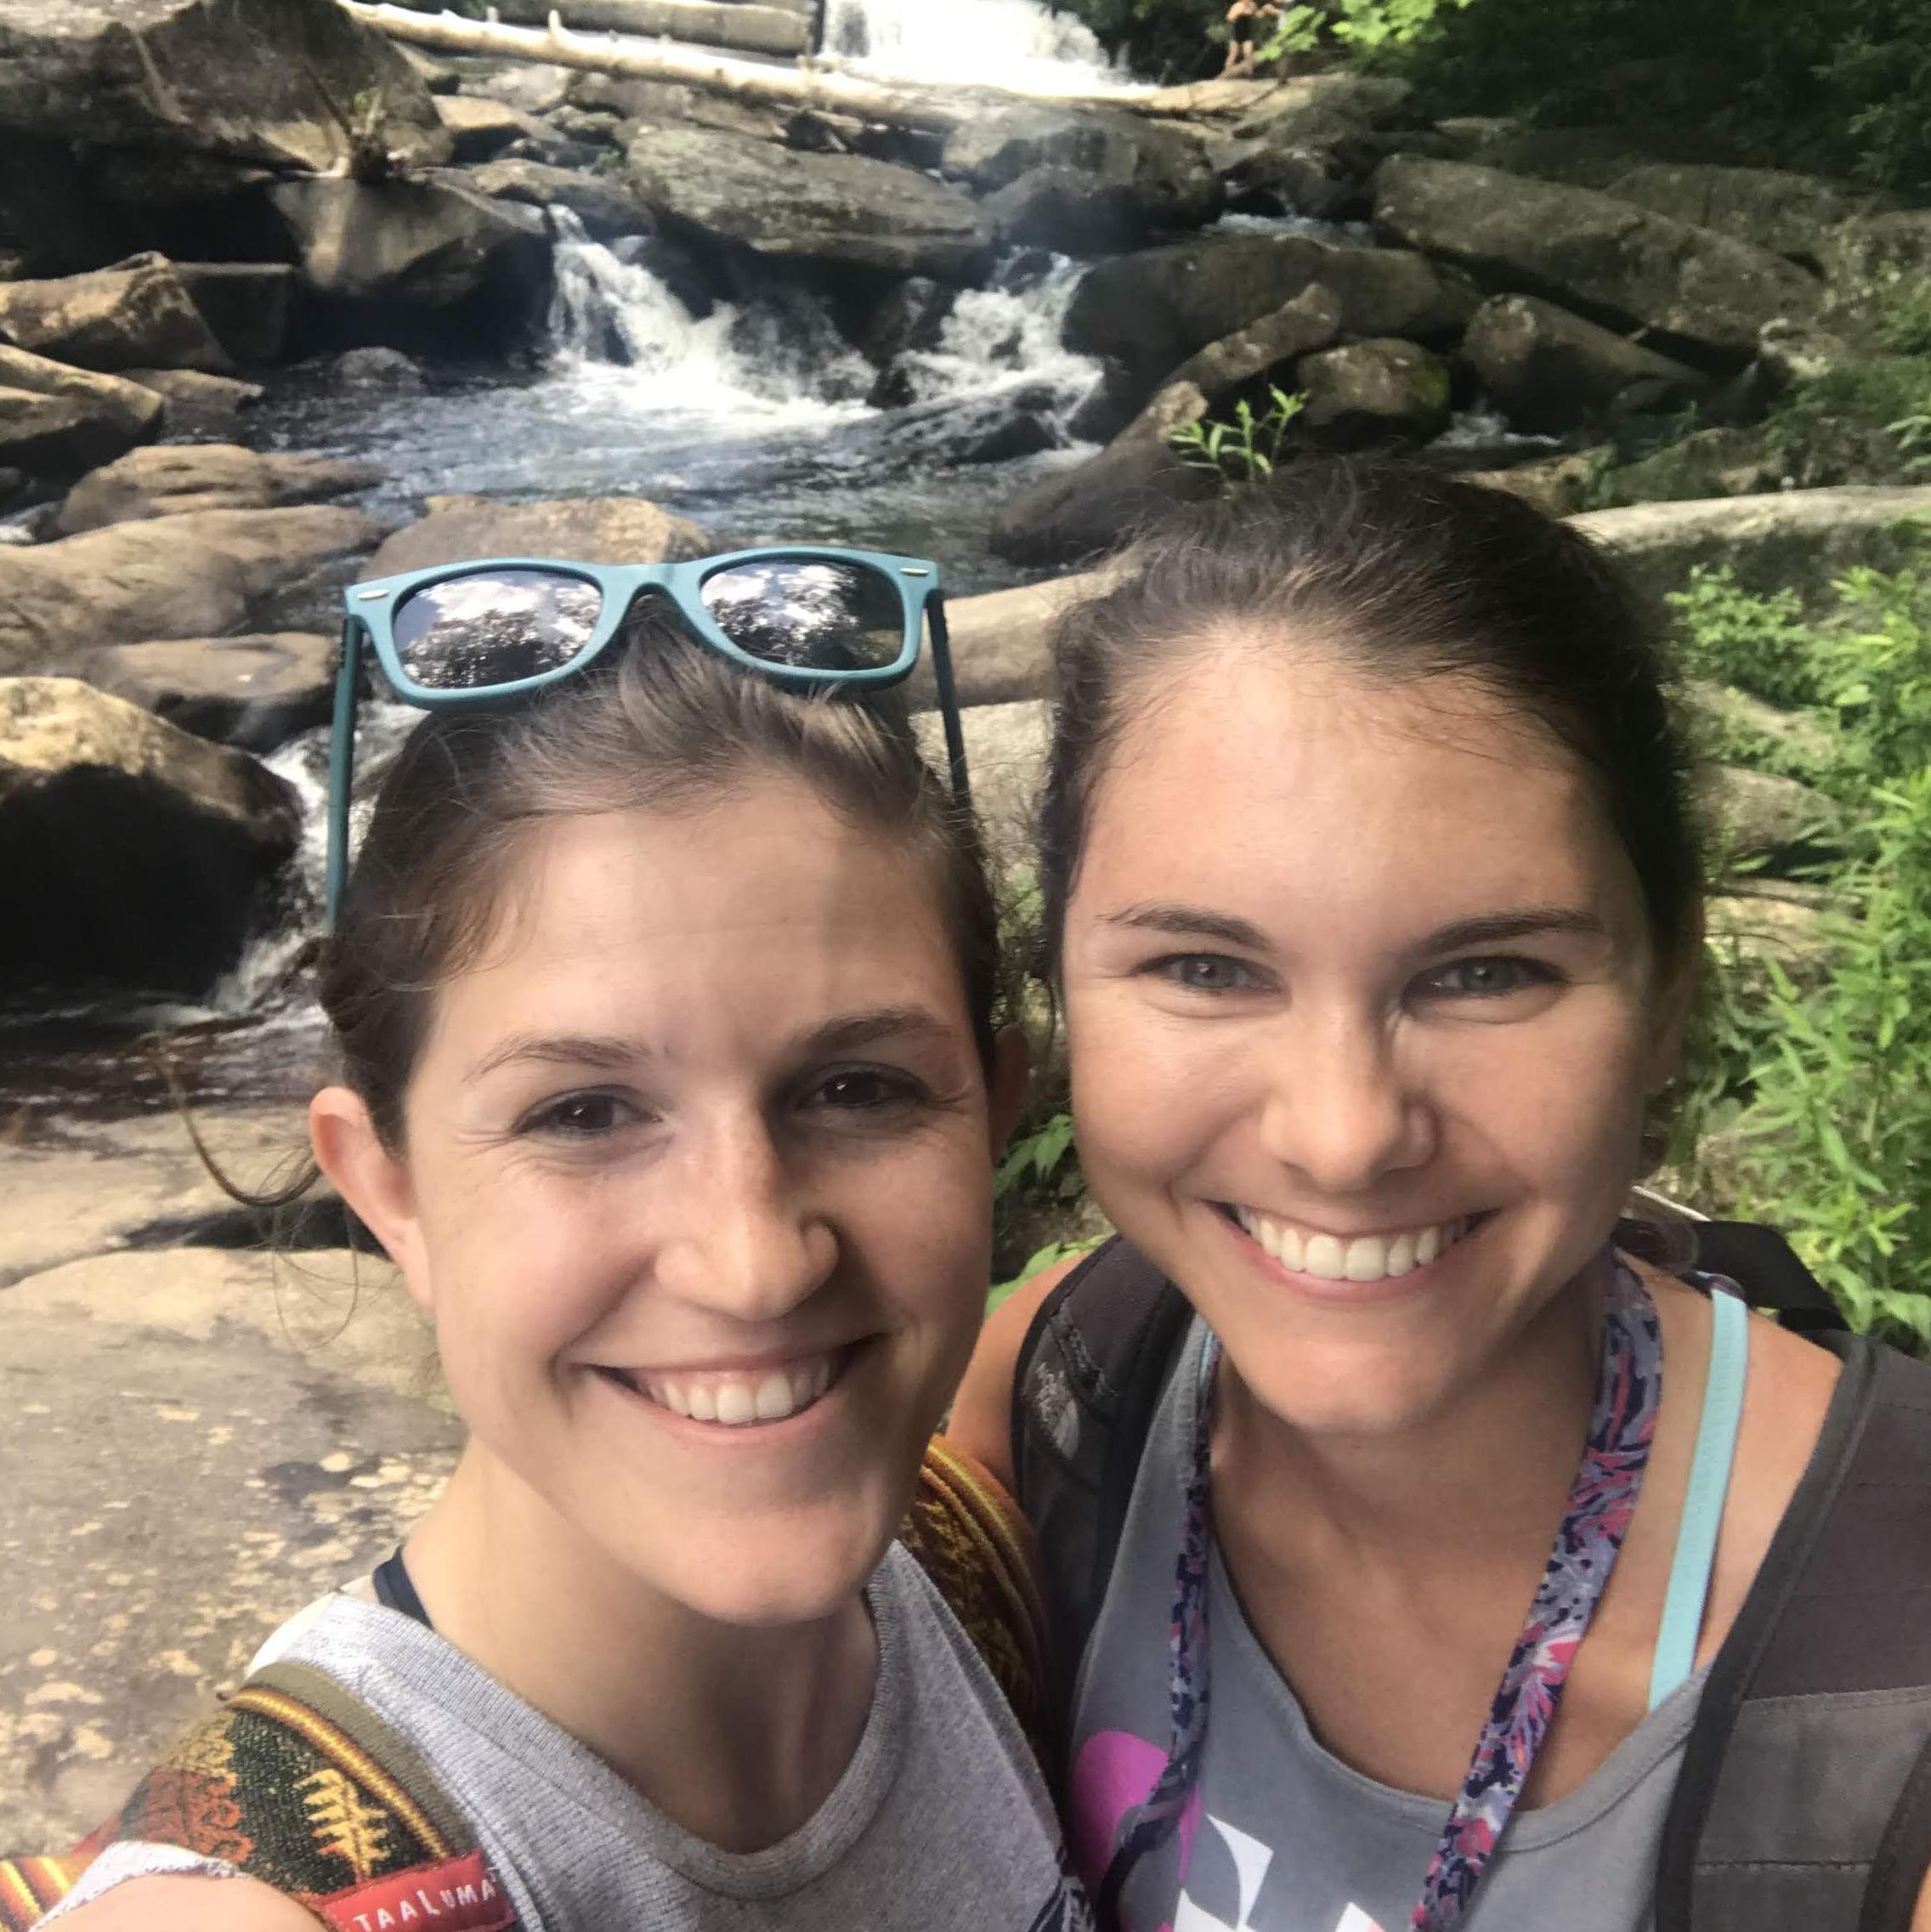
[891,258,1102,419]
[822,0,1130,93]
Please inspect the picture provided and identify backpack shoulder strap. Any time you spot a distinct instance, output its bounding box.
[1691,1221,1848,1336]
[1658,1334,1931,1932]
[2,1658,522,1932]
[1009,1235,1194,1686]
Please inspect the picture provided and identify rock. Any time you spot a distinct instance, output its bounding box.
[0,1244,458,1846]
[462,60,575,116]
[943,104,1220,247]
[1697,763,1844,870]
[1297,338,1452,450]
[0,0,449,174]
[1216,136,1370,223]
[365,496,711,579]
[858,277,955,367]
[1065,234,1472,407]
[0,677,297,993]
[903,569,1108,711]
[462,158,648,241]
[1227,73,1417,149]
[1464,450,1611,518]
[173,263,298,367]
[1684,679,1836,771]
[1463,294,1710,432]
[1753,319,1855,394]
[0,349,163,480]
[1704,886,1833,990]
[268,177,552,351]
[1439,125,1695,193]
[913,697,1049,875]
[79,632,337,752]
[401,44,461,93]
[1571,486,1931,609]
[330,346,427,392]
[0,253,230,374]
[0,506,387,676]
[1819,210,1931,289]
[118,367,263,438]
[1601,165,1890,267]
[625,123,992,283]
[435,93,553,164]
[0,391,122,484]
[56,445,381,535]
[1607,428,1784,504]
[1160,283,1343,408]
[1373,158,1825,358]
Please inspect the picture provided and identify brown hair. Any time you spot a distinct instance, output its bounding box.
[1037,458,1702,977]
[327,607,999,1152]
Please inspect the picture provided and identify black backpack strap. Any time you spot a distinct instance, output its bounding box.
[1010,1235,1193,1691]
[1658,1335,1931,1931]
[1691,1221,1847,1336]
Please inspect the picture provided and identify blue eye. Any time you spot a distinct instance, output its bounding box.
[1423,957,1553,999]
[1155,955,1257,992]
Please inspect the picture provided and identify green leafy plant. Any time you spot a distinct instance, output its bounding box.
[1170,386,1306,494]
[1666,566,1823,711]
[988,1237,1104,1313]
[994,1111,1078,1202]
[1258,0,1475,60]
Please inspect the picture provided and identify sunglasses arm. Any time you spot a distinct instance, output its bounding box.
[924,601,973,814]
[324,618,362,934]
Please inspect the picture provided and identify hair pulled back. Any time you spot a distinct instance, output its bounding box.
[326,609,999,1151]
[1038,458,1702,976]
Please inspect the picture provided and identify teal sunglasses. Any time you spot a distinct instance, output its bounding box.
[326,546,969,930]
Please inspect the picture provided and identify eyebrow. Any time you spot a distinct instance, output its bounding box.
[1101,901,1611,956]
[463,1006,956,1085]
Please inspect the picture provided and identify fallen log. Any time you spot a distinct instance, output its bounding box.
[462,0,812,57]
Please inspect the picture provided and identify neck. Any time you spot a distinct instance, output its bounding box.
[399,1445,878,1852]
[1215,1264,1606,1577]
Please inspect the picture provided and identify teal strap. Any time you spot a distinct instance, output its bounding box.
[1647,1286,1750,1710]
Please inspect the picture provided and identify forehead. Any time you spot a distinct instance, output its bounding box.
[1079,648,1639,935]
[429,782,964,1051]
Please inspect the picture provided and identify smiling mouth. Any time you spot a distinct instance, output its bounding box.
[1220,1204,1492,1284]
[592,1346,853,1427]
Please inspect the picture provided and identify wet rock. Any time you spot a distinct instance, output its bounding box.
[79,632,336,752]
[462,158,648,241]
[858,277,955,368]
[1607,428,1785,504]
[1373,158,1825,359]
[625,123,993,283]
[0,677,297,993]
[56,445,381,535]
[0,506,387,676]
[1463,294,1709,432]
[329,346,427,393]
[268,177,552,354]
[1601,165,1891,267]
[1298,338,1452,450]
[0,0,450,175]
[1066,234,1471,406]
[174,263,298,367]
[435,93,552,165]
[0,253,229,374]
[118,367,263,439]
[366,496,711,578]
[0,351,162,481]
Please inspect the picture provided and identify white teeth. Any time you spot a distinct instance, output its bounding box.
[627,1351,843,1427]
[687,1383,718,1423]
[660,1379,691,1418]
[754,1373,795,1422]
[714,1383,756,1425]
[1233,1209,1479,1286]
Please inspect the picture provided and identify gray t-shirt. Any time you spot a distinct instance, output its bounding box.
[1069,1321,1707,1932]
[52,1544,1090,1932]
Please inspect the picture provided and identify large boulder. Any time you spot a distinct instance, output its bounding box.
[268,176,552,351]
[56,445,380,535]
[434,93,553,165]
[1462,293,1709,432]
[78,633,337,752]
[912,697,1049,875]
[0,0,449,174]
[1296,337,1452,449]
[0,506,387,676]
[1605,427,1784,505]
[1698,763,1844,870]
[625,123,992,283]
[461,158,649,241]
[0,253,229,373]
[173,263,298,367]
[903,569,1107,712]
[1819,211,1931,290]
[0,677,297,994]
[365,495,711,579]
[1373,158,1824,358]
[1065,234,1472,406]
[117,367,262,439]
[1600,165,1890,266]
[0,350,161,479]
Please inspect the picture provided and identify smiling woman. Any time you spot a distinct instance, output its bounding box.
[949,460,1931,1932]
[20,594,1090,1932]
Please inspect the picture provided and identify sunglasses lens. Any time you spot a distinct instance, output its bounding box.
[391,569,604,690]
[699,558,907,673]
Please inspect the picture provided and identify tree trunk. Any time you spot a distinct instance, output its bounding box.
[473,0,813,58]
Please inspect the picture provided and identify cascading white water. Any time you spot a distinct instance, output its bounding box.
[890,258,1101,413]
[822,0,1131,93]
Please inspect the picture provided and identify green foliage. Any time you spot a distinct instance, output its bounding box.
[1258,0,1475,62]
[1169,386,1306,493]
[995,1111,1079,1202]
[988,1237,1104,1313]
[1666,568,1821,711]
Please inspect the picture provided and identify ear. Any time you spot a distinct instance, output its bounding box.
[1643,907,1705,1096]
[309,1085,434,1315]
[985,1023,1032,1157]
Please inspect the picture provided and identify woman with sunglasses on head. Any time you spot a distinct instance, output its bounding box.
[951,461,1931,1932]
[32,551,1088,1932]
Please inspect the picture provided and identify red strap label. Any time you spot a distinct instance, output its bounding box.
[320,1851,515,1932]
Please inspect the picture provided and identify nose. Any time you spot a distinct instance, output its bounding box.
[651,1113,839,1323]
[1255,1005,1435,1196]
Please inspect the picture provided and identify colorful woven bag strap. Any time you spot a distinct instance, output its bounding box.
[0,1659,521,1931]
[902,1435,1054,1770]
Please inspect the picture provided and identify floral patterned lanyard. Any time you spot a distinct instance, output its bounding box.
[1099,1255,1663,1932]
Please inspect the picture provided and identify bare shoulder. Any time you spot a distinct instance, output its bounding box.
[51,1874,323,1930]
[948,1255,1089,1493]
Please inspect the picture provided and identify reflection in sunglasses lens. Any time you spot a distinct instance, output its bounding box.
[391,569,603,689]
[700,561,903,673]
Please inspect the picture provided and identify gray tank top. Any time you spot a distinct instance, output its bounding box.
[1069,1322,1708,1932]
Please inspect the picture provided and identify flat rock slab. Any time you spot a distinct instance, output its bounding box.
[0,1246,459,1847]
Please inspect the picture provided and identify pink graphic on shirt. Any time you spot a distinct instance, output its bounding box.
[1070,1730,1203,1932]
